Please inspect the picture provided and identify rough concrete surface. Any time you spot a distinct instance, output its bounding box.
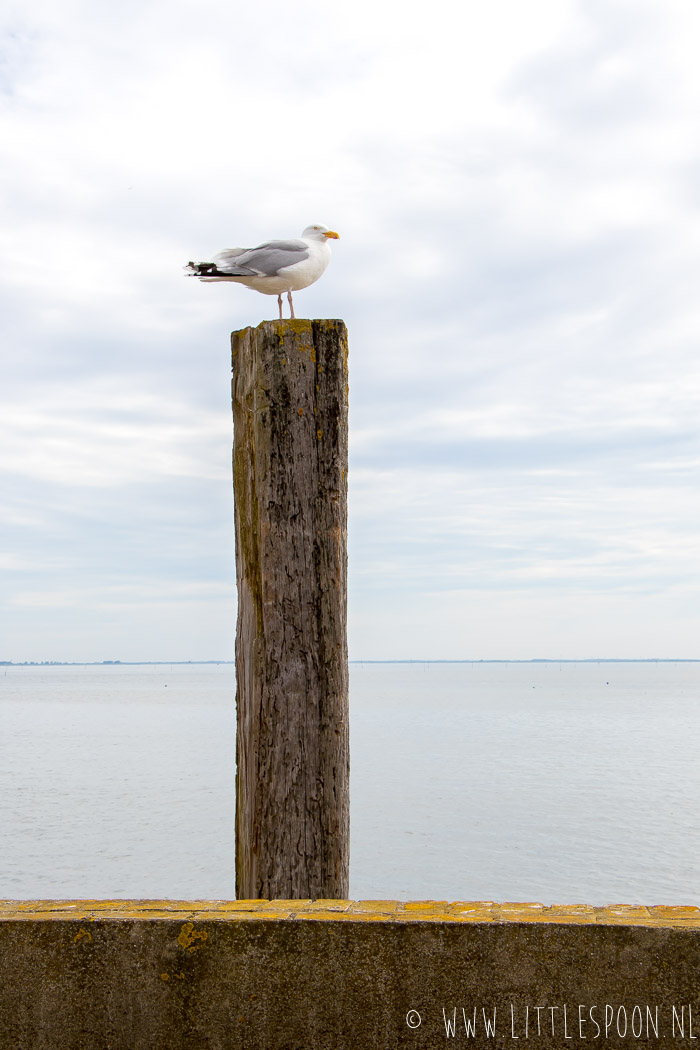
[2,900,700,1049]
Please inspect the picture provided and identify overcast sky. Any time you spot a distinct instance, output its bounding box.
[1,0,699,661]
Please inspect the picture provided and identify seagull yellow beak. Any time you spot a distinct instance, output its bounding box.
[324,230,340,239]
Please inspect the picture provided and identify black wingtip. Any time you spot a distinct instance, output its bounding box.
[185,261,220,276]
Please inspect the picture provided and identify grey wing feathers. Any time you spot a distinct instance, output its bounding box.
[212,248,248,266]
[207,248,256,276]
[186,238,309,278]
[232,240,309,277]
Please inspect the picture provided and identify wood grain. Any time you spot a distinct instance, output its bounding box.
[232,319,349,899]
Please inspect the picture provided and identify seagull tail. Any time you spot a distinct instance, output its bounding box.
[184,259,257,279]
[184,261,221,277]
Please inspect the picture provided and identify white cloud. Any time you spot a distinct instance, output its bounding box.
[2,0,700,658]
[0,384,231,487]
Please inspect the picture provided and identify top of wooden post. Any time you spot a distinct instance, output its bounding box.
[231,317,346,338]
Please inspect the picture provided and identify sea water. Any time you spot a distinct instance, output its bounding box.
[1,661,699,904]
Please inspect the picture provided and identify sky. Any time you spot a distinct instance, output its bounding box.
[1,0,699,661]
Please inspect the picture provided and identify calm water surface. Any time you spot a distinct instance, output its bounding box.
[1,661,699,904]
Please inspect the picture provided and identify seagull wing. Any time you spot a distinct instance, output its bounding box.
[212,248,248,267]
[228,239,310,277]
[205,248,257,275]
[186,238,312,279]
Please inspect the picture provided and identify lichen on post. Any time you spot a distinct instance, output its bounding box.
[231,319,349,900]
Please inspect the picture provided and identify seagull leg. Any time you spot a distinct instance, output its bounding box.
[287,291,296,320]
[277,293,284,320]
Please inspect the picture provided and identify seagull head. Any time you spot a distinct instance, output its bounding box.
[303,223,339,241]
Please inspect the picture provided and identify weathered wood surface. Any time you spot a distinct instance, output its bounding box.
[231,319,349,900]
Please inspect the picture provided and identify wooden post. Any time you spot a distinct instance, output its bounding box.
[231,319,349,900]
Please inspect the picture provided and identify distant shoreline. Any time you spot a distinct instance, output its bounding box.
[2,658,699,667]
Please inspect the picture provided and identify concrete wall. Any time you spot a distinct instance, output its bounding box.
[2,899,700,1049]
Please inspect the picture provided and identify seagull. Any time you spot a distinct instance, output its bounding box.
[185,224,339,319]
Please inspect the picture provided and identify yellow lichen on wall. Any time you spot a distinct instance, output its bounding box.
[3,900,700,927]
[177,921,208,952]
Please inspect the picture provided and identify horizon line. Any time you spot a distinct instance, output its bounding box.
[2,658,700,667]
